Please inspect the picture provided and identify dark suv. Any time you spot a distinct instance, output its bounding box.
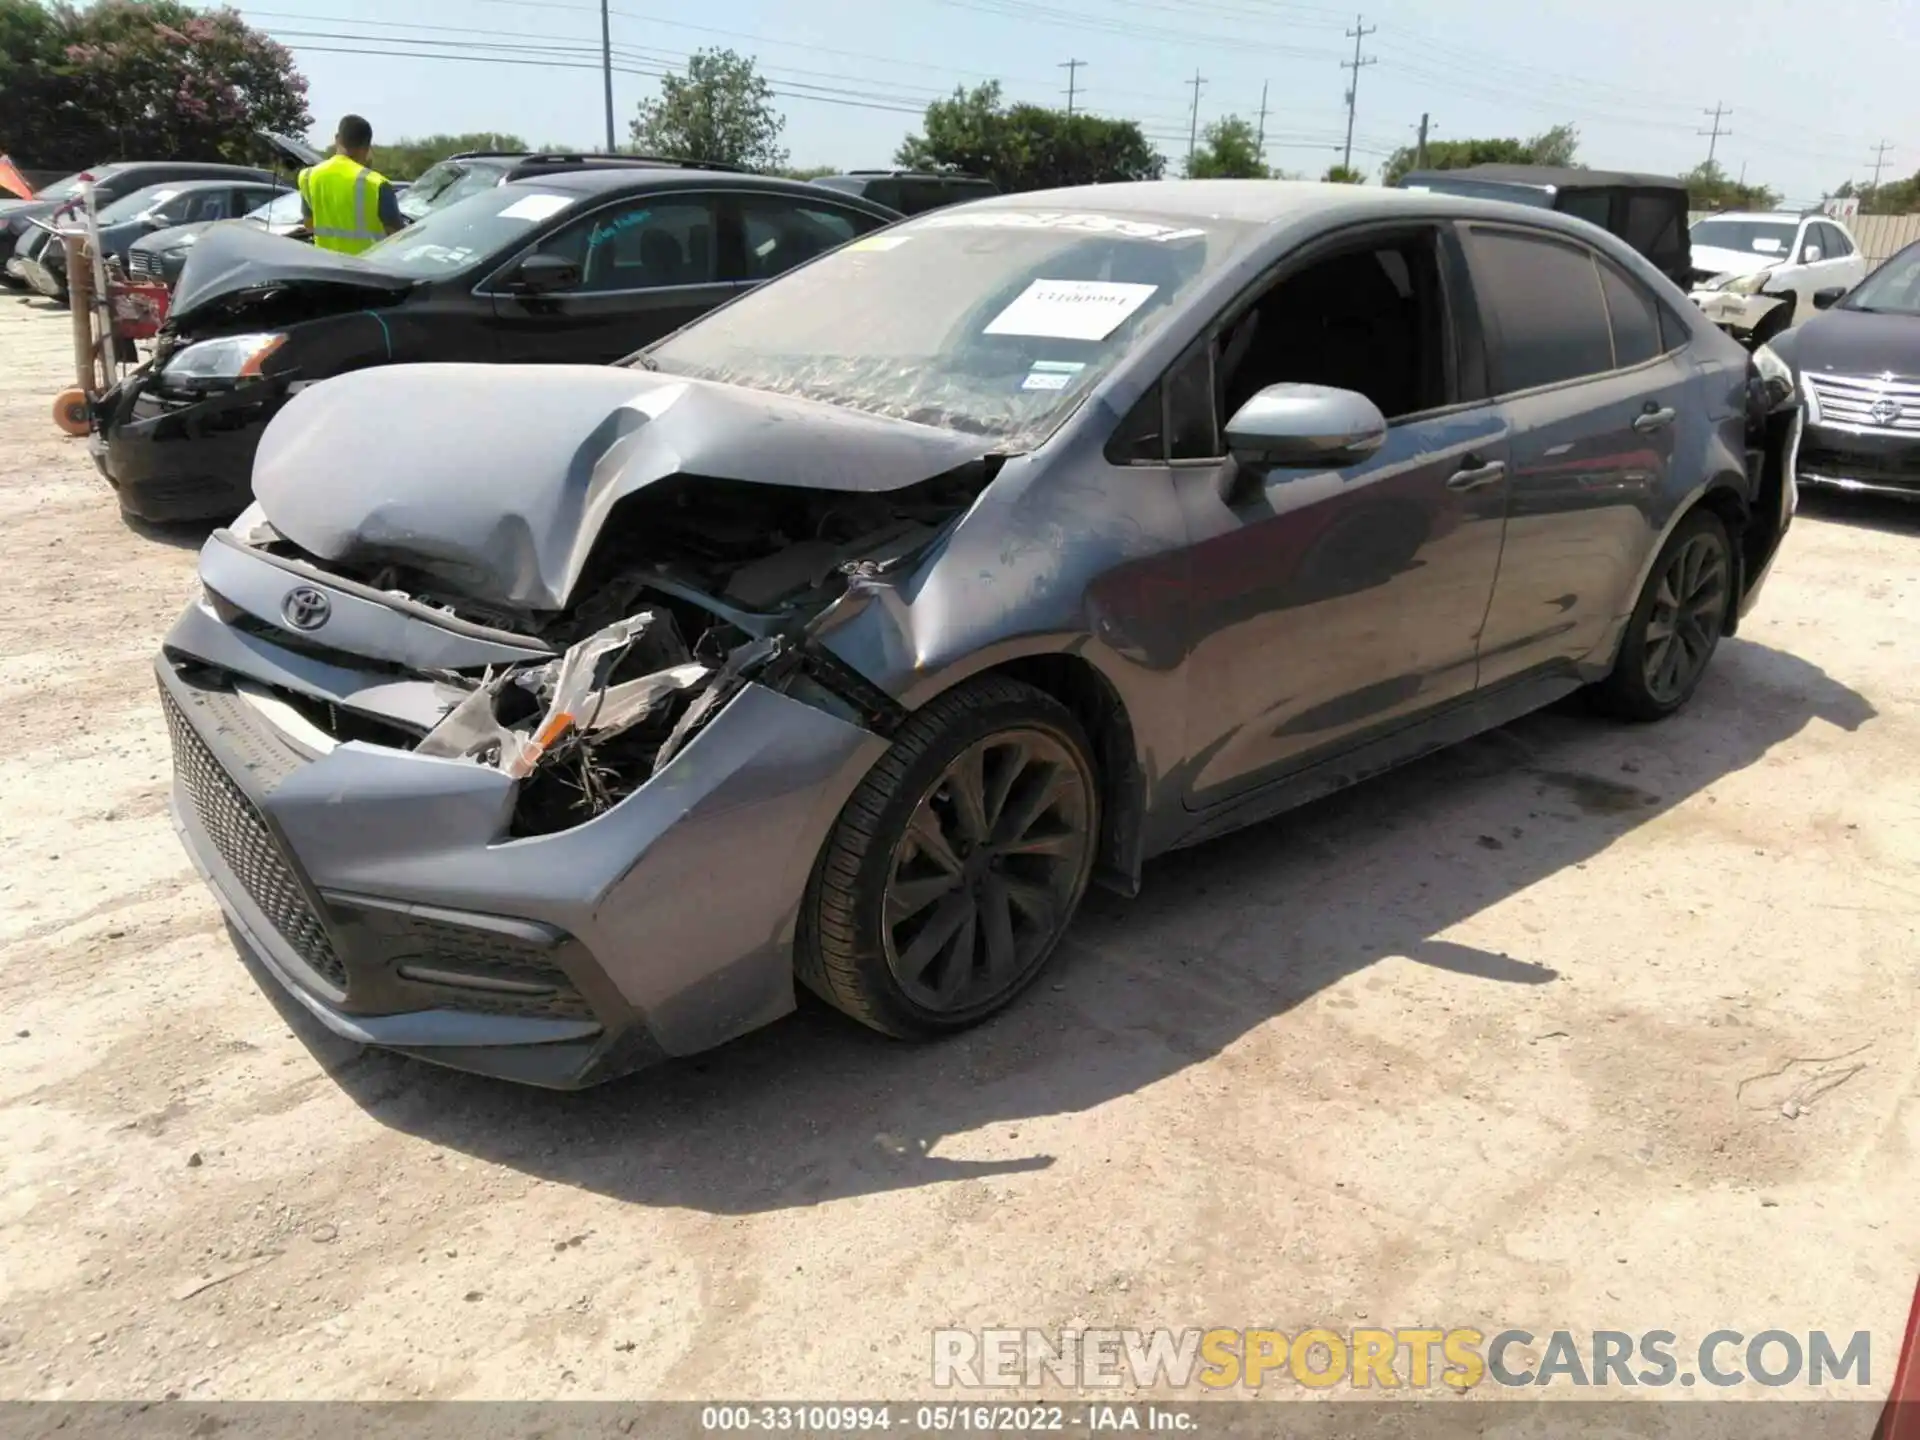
[96,167,900,522]
[1396,165,1693,287]
[812,170,998,216]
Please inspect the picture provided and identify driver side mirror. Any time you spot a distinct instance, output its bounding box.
[1224,383,1388,469]
[1802,244,1823,264]
[508,253,579,295]
[1813,286,1846,310]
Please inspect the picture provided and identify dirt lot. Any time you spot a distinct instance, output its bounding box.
[1,293,1917,1405]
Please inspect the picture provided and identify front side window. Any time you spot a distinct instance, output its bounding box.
[96,186,180,224]
[1466,227,1616,393]
[646,207,1252,446]
[739,198,873,282]
[527,198,720,291]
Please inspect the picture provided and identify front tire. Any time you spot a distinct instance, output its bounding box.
[1589,507,1733,721]
[798,675,1100,1039]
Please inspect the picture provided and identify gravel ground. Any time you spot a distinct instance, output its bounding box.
[1,293,1917,1405]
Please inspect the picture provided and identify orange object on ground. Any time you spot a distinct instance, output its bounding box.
[0,155,31,201]
[52,388,89,436]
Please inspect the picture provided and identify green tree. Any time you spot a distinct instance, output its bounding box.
[1829,172,1920,215]
[1187,116,1267,179]
[776,164,839,181]
[629,47,787,171]
[1685,159,1780,212]
[0,0,310,171]
[1323,163,1365,184]
[1380,123,1580,186]
[375,133,528,181]
[897,82,1163,192]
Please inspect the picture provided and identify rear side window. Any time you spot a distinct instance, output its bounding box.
[1597,260,1662,367]
[1559,191,1612,230]
[1817,222,1852,257]
[1466,227,1616,393]
[1626,192,1686,273]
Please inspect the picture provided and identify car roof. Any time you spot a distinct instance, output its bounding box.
[947,178,1620,225]
[106,161,275,178]
[130,176,284,195]
[500,167,902,212]
[1697,211,1809,223]
[1403,163,1686,191]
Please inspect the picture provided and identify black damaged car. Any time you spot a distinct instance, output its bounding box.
[94,167,898,523]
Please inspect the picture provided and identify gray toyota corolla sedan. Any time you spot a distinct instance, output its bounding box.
[156,181,1800,1088]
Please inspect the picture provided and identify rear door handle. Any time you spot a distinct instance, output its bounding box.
[1633,406,1677,433]
[1446,458,1507,491]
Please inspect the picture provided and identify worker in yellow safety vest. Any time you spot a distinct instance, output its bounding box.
[297,114,404,255]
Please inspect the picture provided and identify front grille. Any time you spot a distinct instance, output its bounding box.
[1806,371,1920,434]
[161,686,346,989]
[386,914,596,1023]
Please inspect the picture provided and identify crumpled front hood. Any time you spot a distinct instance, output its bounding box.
[252,363,994,612]
[1691,244,1775,281]
[170,223,412,327]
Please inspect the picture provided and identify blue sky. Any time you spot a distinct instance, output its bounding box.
[232,0,1917,205]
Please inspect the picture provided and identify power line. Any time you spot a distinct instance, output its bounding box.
[1700,101,1731,165]
[1340,12,1376,173]
[1059,57,1086,116]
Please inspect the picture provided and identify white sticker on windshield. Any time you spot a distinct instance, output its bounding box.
[847,234,911,253]
[1022,370,1072,391]
[985,279,1158,341]
[498,193,573,223]
[919,210,1207,244]
[1752,237,1784,254]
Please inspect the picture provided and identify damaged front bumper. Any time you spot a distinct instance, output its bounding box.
[159,529,893,1088]
[97,367,286,524]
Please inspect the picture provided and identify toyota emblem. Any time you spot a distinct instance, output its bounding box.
[281,586,332,631]
[1869,397,1902,427]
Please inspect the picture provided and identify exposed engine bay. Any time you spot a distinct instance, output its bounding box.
[231,464,992,837]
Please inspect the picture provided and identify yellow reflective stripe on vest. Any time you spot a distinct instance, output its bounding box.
[305,156,384,254]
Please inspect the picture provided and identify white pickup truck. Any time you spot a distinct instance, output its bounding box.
[1689,211,1868,346]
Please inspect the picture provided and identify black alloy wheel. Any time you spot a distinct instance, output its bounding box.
[1642,530,1730,707]
[882,727,1093,1014]
[1589,507,1733,721]
[798,675,1100,1038]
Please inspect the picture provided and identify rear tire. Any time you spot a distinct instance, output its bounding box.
[797,675,1100,1039]
[1589,507,1733,722]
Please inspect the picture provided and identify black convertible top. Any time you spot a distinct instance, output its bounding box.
[1401,164,1686,192]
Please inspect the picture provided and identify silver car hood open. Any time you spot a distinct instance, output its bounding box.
[252,363,993,612]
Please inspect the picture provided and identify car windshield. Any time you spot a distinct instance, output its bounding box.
[1841,244,1920,315]
[1692,219,1798,257]
[361,184,579,278]
[644,208,1253,445]
[94,185,181,224]
[32,170,103,201]
[246,190,304,225]
[397,159,507,219]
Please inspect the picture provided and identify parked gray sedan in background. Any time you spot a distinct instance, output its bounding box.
[156,181,1799,1087]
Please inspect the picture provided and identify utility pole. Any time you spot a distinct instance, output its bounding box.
[1868,139,1895,192]
[1059,58,1086,117]
[1414,112,1430,170]
[1699,102,1731,166]
[1185,69,1206,173]
[1255,80,1269,155]
[600,0,615,151]
[1340,13,1377,174]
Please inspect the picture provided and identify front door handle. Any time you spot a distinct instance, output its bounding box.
[1446,458,1508,491]
[1633,406,1677,433]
